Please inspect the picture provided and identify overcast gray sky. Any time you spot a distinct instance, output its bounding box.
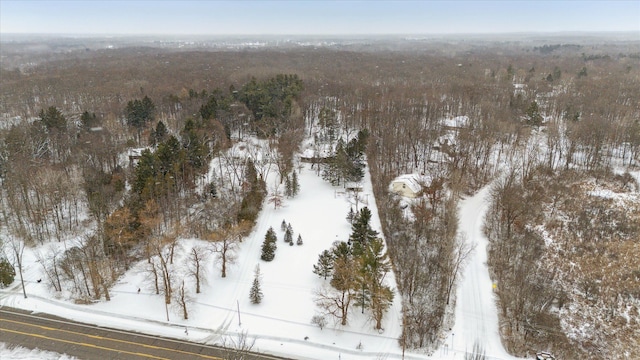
[1,0,639,35]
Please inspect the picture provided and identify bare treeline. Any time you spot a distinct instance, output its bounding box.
[485,166,639,359]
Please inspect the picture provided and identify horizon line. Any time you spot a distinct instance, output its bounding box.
[2,30,639,38]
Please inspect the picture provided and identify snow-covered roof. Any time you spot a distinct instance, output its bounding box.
[439,115,470,129]
[301,145,332,159]
[127,147,150,157]
[301,148,315,158]
[514,83,527,95]
[536,351,555,360]
[390,174,425,194]
[436,132,457,147]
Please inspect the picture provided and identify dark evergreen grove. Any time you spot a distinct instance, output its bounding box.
[125,96,155,141]
[322,129,369,186]
[238,74,304,137]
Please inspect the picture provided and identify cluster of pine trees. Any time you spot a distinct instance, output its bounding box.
[260,220,305,261]
[281,220,303,246]
[238,74,304,137]
[322,129,369,186]
[125,96,156,141]
[312,207,393,330]
[237,159,266,224]
[284,171,300,197]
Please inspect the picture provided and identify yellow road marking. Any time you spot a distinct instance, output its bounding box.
[0,318,223,360]
[1,328,170,359]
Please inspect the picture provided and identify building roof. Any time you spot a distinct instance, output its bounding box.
[390,174,427,194]
[439,115,469,129]
[127,147,149,157]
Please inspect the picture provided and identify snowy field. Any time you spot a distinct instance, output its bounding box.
[1,161,517,360]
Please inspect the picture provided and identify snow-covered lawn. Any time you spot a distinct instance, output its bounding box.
[2,164,406,359]
[1,162,516,360]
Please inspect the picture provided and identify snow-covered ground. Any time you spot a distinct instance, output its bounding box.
[444,185,519,360]
[1,161,516,360]
[0,343,76,360]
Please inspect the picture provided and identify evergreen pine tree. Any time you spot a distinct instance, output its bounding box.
[285,175,293,197]
[249,265,263,304]
[553,66,562,81]
[0,257,16,288]
[330,241,356,292]
[80,110,98,129]
[150,120,168,146]
[296,234,303,246]
[312,250,334,280]
[526,101,543,127]
[359,238,394,329]
[349,207,378,255]
[285,223,293,243]
[39,106,67,132]
[260,227,277,261]
[346,207,356,224]
[578,66,588,78]
[291,170,300,196]
[205,182,217,199]
[281,219,287,232]
[244,158,259,187]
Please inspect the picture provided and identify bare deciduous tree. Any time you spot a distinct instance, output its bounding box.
[267,185,284,210]
[444,233,475,306]
[173,280,192,320]
[187,245,208,294]
[35,245,62,292]
[209,221,250,278]
[315,255,358,326]
[6,235,27,299]
[220,330,257,360]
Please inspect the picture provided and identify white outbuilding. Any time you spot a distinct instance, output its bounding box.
[389,174,425,198]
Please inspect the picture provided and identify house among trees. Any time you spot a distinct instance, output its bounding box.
[300,147,332,163]
[345,182,363,192]
[535,351,555,360]
[439,115,469,131]
[431,132,458,162]
[127,147,148,167]
[389,174,425,198]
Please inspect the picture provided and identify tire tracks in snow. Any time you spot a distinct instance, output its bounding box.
[447,184,520,359]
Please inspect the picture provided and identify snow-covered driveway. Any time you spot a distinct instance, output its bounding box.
[446,185,519,360]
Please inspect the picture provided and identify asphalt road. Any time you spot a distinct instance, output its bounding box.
[0,307,289,360]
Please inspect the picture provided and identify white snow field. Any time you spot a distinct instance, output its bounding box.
[1,163,517,360]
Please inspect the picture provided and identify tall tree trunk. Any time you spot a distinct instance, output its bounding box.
[18,262,27,299]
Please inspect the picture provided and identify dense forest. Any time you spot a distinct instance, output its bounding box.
[1,36,639,358]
